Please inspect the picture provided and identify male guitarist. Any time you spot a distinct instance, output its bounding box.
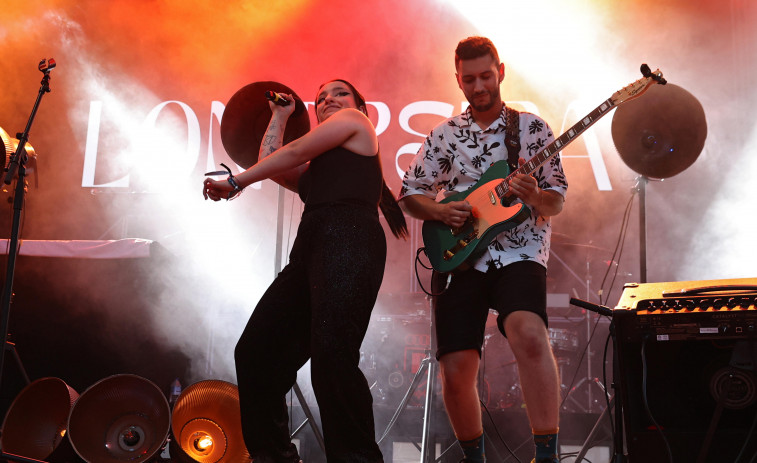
[398,36,568,463]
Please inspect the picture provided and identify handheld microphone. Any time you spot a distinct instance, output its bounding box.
[264,90,290,106]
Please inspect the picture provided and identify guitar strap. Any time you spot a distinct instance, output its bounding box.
[504,105,521,173]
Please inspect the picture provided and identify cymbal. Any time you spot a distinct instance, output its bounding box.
[220,81,311,169]
[611,83,706,179]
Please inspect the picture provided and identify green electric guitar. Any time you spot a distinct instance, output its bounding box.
[422,68,665,273]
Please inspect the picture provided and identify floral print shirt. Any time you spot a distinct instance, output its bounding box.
[399,105,568,272]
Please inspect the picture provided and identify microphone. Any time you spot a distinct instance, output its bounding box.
[569,298,614,317]
[264,90,290,106]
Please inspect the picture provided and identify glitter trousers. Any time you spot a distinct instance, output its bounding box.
[235,204,386,463]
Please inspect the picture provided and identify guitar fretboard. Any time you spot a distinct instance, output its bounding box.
[495,97,616,199]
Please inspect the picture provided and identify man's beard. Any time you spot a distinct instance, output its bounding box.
[468,87,501,112]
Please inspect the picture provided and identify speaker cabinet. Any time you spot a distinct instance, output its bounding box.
[617,334,757,462]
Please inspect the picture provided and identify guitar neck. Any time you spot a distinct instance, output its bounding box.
[498,97,617,198]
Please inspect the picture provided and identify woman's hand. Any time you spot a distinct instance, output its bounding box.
[203,177,236,201]
[269,93,296,119]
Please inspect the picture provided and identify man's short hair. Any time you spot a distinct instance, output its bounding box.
[454,36,500,68]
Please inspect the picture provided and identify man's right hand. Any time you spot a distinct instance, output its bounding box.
[399,195,472,228]
[437,200,473,228]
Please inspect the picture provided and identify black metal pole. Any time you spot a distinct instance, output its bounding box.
[420,296,437,463]
[0,60,54,453]
[0,59,55,385]
[638,176,647,283]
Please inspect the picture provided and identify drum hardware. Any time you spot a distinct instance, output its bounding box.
[482,325,580,411]
[550,242,609,414]
[373,287,448,463]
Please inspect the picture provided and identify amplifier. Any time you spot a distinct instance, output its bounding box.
[613,277,757,462]
[613,277,757,342]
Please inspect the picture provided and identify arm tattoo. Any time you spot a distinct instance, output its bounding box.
[262,134,277,146]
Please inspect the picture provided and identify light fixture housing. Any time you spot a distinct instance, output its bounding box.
[67,374,171,463]
[1,377,78,460]
[171,380,251,462]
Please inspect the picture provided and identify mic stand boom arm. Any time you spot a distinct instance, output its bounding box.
[4,59,54,185]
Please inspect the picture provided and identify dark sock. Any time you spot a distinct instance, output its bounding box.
[533,430,558,462]
[459,432,485,463]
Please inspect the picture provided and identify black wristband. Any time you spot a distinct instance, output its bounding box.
[226,174,244,200]
[227,174,242,192]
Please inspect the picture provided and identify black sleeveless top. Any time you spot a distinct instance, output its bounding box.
[297,147,383,209]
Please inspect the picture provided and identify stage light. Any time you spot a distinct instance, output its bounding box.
[0,377,78,461]
[67,374,171,463]
[171,379,251,462]
[194,433,214,452]
[0,126,37,180]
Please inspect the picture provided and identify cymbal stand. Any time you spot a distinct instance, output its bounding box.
[0,58,55,463]
[549,249,606,413]
[635,176,648,283]
[566,266,607,413]
[377,294,439,462]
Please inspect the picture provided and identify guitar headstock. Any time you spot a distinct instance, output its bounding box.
[610,66,665,106]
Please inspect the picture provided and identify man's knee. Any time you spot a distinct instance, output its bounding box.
[505,313,551,359]
[439,350,479,393]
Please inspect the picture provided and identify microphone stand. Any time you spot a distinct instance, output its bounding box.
[0,59,55,463]
[569,298,627,463]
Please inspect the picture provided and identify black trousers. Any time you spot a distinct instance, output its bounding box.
[235,204,386,463]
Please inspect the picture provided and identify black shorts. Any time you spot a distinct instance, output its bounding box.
[432,261,548,360]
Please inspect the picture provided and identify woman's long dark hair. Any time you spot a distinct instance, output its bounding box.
[316,79,408,239]
[379,176,408,240]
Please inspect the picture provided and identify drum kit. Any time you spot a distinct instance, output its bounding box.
[358,309,584,412]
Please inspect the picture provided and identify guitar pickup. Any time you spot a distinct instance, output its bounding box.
[488,190,496,205]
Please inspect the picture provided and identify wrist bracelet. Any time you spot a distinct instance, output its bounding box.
[227,174,242,192]
[226,174,244,200]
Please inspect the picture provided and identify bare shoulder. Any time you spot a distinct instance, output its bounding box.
[327,107,373,128]
[326,109,377,156]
